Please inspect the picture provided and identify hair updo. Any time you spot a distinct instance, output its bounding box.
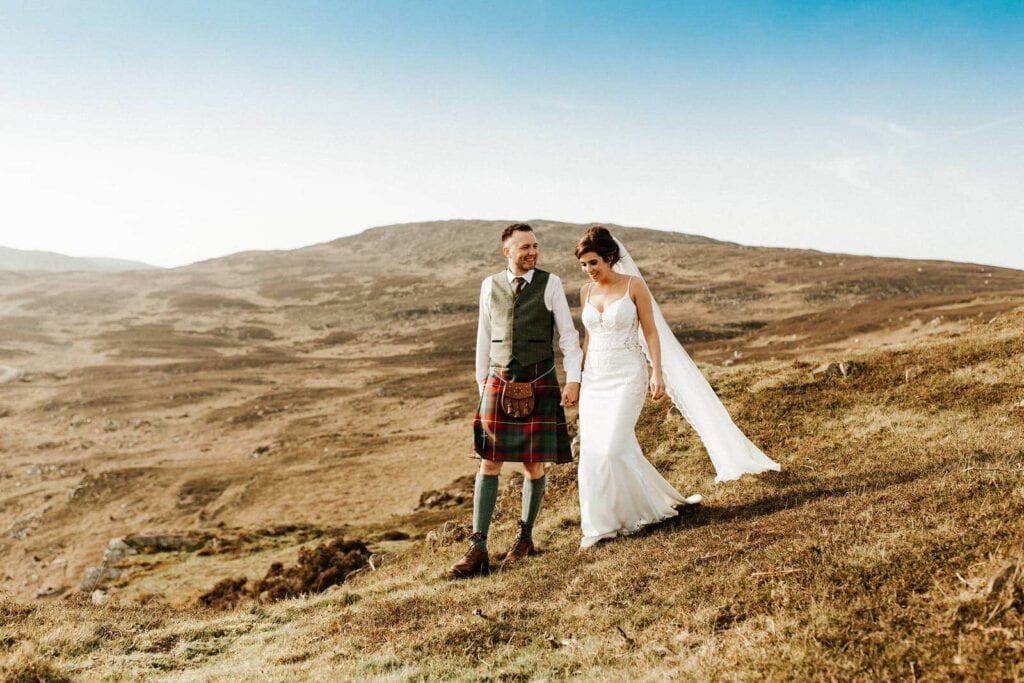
[574,226,620,266]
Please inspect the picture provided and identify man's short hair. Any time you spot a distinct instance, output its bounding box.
[501,223,533,243]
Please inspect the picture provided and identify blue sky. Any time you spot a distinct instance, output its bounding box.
[1,1,1022,268]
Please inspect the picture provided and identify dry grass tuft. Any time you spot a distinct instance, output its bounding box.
[0,645,70,683]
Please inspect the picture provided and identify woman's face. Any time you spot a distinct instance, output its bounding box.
[579,251,612,282]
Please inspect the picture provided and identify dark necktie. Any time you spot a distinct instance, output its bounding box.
[513,276,526,298]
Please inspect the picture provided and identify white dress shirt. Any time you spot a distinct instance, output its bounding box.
[476,268,583,386]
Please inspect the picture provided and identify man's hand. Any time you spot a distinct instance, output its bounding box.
[561,382,580,407]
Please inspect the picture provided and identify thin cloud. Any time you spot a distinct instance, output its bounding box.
[951,112,1024,138]
[811,155,886,194]
[847,116,925,142]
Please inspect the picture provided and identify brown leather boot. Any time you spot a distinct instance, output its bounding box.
[447,533,491,579]
[502,522,538,564]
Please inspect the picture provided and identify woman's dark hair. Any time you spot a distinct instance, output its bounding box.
[574,225,620,265]
[501,223,534,243]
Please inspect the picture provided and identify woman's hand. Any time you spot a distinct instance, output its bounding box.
[650,372,665,401]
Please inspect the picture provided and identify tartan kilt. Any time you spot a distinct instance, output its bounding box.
[473,358,573,464]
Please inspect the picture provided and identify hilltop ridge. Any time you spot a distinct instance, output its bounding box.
[0,245,159,273]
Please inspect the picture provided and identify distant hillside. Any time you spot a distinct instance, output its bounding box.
[177,218,1024,364]
[1,218,1023,613]
[0,245,159,272]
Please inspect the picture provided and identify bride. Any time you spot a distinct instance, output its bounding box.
[575,226,780,549]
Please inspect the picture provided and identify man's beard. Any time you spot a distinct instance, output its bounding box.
[516,256,536,271]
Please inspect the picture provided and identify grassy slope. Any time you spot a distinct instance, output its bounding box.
[2,309,1022,681]
[6,220,1023,612]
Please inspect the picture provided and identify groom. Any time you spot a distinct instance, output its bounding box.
[448,223,582,578]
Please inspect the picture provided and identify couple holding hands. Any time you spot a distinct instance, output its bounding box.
[449,223,779,578]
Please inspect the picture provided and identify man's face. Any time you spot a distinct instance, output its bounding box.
[503,230,539,274]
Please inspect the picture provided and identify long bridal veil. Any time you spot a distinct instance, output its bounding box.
[612,236,781,482]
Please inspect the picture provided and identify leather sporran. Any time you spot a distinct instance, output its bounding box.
[500,381,535,418]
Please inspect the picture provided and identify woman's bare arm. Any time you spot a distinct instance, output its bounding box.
[632,278,664,400]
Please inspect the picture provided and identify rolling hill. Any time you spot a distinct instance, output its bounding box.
[1,220,1022,680]
[0,245,159,273]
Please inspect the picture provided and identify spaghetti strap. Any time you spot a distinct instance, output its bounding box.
[626,276,632,296]
[584,283,593,305]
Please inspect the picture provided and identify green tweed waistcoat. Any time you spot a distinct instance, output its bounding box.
[488,269,554,368]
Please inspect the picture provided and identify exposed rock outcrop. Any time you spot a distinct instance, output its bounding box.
[425,521,470,547]
[811,361,865,378]
[79,532,212,592]
[904,365,926,383]
[417,490,464,509]
[416,474,475,510]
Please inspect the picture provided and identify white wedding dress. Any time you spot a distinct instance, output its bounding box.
[577,279,702,548]
[576,238,781,548]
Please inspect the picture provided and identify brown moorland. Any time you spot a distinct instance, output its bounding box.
[1,220,1022,680]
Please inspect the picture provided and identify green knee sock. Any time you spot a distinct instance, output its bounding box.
[520,474,546,542]
[472,473,499,551]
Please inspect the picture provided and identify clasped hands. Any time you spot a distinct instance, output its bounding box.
[560,382,580,407]
[560,377,663,406]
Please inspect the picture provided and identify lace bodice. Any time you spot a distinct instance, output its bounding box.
[582,293,642,354]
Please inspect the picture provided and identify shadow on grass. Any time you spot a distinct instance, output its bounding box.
[644,453,967,538]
